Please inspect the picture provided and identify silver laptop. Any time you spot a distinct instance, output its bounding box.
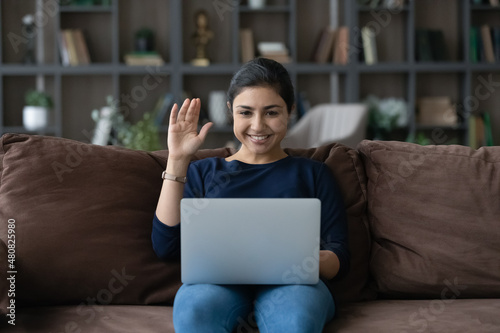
[180,198,321,285]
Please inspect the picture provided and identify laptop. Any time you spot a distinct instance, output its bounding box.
[180,198,321,285]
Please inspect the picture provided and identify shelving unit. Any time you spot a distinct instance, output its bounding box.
[1,0,499,147]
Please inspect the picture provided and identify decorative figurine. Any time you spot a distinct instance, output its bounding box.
[191,10,213,66]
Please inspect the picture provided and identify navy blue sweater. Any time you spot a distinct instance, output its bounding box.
[152,156,350,280]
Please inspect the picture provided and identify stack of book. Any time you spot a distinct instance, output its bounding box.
[311,26,350,65]
[124,52,165,66]
[257,42,292,64]
[470,25,500,63]
[59,29,91,66]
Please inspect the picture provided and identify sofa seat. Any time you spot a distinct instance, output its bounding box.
[0,305,175,333]
[3,299,500,333]
[326,299,500,333]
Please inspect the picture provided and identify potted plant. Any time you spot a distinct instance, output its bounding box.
[23,90,53,131]
[134,28,155,53]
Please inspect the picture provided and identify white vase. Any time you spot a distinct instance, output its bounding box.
[208,91,229,127]
[23,106,49,131]
[248,0,266,9]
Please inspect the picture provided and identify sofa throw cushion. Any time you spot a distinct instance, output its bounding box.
[358,140,500,298]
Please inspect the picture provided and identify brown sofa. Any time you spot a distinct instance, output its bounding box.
[1,133,499,332]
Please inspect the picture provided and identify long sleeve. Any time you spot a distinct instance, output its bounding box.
[151,162,204,260]
[316,163,350,280]
[151,213,181,260]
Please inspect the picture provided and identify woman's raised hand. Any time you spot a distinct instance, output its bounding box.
[167,98,213,160]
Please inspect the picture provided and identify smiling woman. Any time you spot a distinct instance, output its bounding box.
[152,58,349,333]
[227,86,290,164]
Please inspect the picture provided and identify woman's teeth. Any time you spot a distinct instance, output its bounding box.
[250,135,269,141]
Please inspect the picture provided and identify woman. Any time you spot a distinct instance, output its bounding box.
[152,58,349,332]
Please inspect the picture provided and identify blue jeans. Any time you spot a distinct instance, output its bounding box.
[173,281,335,333]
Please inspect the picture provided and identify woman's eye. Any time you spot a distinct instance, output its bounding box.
[239,111,251,116]
[266,111,278,116]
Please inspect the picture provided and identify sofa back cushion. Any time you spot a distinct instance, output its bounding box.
[358,140,500,298]
[0,134,190,307]
[0,134,372,307]
[283,145,374,303]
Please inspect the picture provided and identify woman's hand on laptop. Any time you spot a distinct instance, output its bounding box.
[168,98,213,161]
[319,250,340,280]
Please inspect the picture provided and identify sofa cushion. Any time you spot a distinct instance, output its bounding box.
[0,305,175,332]
[283,145,374,304]
[2,300,499,333]
[0,134,186,307]
[326,299,500,333]
[358,140,500,298]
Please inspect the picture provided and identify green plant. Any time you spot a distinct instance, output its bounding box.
[93,95,162,151]
[135,27,154,39]
[117,112,162,151]
[24,90,53,108]
[364,94,408,140]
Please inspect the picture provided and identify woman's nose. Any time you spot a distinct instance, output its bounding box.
[251,114,265,131]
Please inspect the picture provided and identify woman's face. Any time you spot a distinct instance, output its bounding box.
[230,86,290,160]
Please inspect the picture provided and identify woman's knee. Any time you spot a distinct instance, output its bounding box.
[173,284,253,332]
[253,283,335,332]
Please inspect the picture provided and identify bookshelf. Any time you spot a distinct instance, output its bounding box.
[0,0,499,147]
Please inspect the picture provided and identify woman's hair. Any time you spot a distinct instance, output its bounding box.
[227,58,295,114]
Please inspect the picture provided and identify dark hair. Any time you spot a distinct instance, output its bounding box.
[227,58,295,114]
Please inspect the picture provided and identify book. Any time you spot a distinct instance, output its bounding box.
[59,29,91,66]
[124,52,165,66]
[483,112,494,146]
[415,29,433,62]
[64,30,79,66]
[428,30,449,61]
[311,27,336,63]
[361,26,377,65]
[481,25,495,63]
[257,42,288,55]
[468,112,493,148]
[477,26,486,62]
[257,42,291,63]
[493,27,500,62]
[468,115,477,149]
[58,31,70,66]
[73,29,91,65]
[240,29,255,63]
[258,54,292,64]
[333,26,349,65]
[470,26,479,63]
